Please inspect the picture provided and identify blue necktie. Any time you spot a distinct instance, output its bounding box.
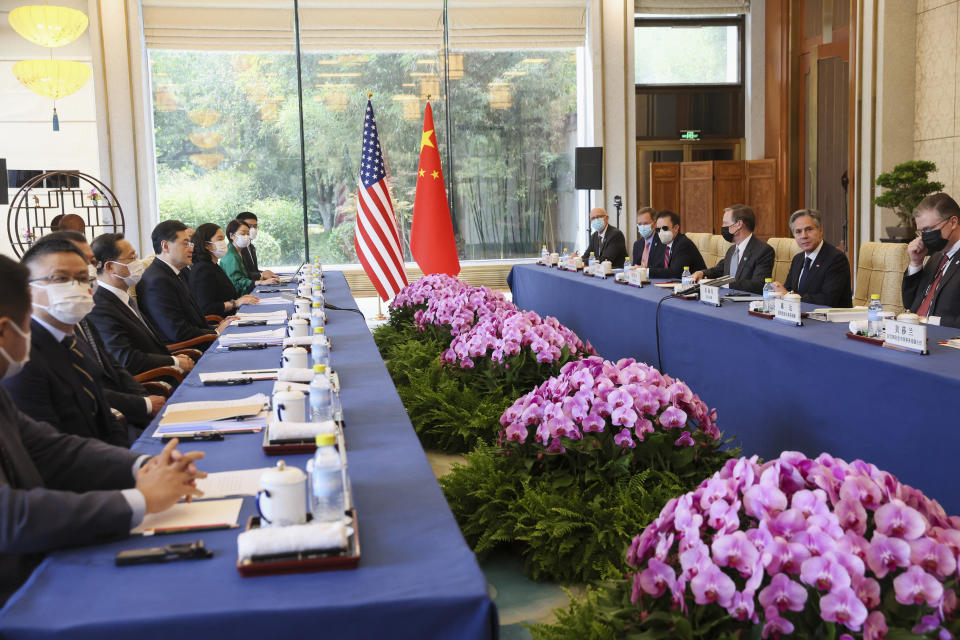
[798,257,813,292]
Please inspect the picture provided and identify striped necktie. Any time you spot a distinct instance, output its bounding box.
[62,335,100,417]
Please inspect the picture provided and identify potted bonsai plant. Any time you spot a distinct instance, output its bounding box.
[873,160,944,241]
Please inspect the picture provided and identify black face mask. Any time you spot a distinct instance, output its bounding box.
[720,225,735,243]
[922,228,949,253]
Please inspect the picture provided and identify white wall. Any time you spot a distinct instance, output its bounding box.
[0,0,100,258]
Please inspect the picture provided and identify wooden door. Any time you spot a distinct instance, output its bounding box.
[817,56,849,251]
[746,159,778,240]
[713,160,745,234]
[650,162,680,213]
[679,161,713,233]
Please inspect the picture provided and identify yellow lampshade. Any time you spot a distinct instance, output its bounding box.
[188,109,221,127]
[13,59,91,99]
[189,132,222,149]
[324,92,348,112]
[189,153,225,169]
[446,53,464,80]
[8,5,88,48]
[419,76,440,101]
[488,82,512,110]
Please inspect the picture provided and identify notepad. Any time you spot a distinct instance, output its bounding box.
[195,469,270,499]
[250,296,292,306]
[198,369,281,384]
[159,394,268,428]
[235,311,288,323]
[153,409,269,436]
[218,329,286,346]
[132,498,243,535]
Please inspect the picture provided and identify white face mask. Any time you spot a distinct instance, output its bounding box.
[248,227,258,242]
[658,229,675,245]
[32,281,95,325]
[234,234,252,249]
[0,319,31,380]
[110,259,144,287]
[209,240,229,259]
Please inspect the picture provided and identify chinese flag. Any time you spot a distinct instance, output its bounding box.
[411,101,460,277]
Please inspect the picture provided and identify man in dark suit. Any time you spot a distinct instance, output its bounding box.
[631,206,660,268]
[236,212,277,280]
[692,204,774,294]
[581,207,627,268]
[902,193,960,327]
[137,220,231,346]
[0,252,207,602]
[89,233,195,375]
[773,209,852,307]
[647,210,707,279]
[1,239,130,446]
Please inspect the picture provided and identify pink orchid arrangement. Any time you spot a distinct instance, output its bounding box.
[497,356,720,455]
[390,274,517,337]
[441,309,593,371]
[627,451,960,639]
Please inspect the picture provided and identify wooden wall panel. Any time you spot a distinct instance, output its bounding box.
[713,160,745,234]
[746,159,778,240]
[650,162,680,213]
[680,162,713,234]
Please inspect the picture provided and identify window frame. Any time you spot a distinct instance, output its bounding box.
[633,15,745,88]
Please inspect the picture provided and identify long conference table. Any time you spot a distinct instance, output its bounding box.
[509,264,960,515]
[0,272,496,639]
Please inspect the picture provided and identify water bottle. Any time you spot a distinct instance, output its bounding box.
[540,244,549,264]
[311,284,325,306]
[868,294,883,337]
[762,278,775,313]
[311,327,329,368]
[310,302,326,331]
[309,364,333,421]
[681,266,692,288]
[623,256,632,270]
[309,433,344,522]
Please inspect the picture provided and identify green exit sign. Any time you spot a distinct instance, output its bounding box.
[680,129,701,140]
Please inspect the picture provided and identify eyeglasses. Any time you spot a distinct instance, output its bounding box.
[917,217,952,236]
[29,274,95,287]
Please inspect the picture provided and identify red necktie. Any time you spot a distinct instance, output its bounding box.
[664,245,671,268]
[917,253,950,317]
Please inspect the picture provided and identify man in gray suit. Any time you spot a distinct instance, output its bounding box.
[691,204,775,294]
[0,255,206,603]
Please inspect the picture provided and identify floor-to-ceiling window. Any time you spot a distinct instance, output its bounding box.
[143,1,587,268]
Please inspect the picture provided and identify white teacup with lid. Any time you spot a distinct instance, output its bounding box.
[256,460,307,527]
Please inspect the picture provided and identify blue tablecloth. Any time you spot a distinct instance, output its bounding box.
[509,264,960,515]
[0,272,496,640]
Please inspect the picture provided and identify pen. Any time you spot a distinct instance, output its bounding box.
[161,432,224,443]
[203,378,254,386]
[240,369,278,375]
[237,321,268,326]
[225,343,270,351]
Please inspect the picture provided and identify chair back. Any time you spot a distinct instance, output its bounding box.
[853,241,910,314]
[767,237,802,284]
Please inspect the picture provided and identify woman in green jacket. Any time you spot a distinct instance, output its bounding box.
[219,219,278,295]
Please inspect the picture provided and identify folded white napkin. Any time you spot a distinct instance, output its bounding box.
[277,368,314,382]
[268,419,336,441]
[237,521,347,558]
[848,320,868,333]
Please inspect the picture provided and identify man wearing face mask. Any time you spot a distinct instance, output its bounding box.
[581,207,627,269]
[647,210,706,279]
[1,239,129,446]
[631,206,660,268]
[691,205,774,293]
[89,233,196,376]
[903,193,960,327]
[38,233,167,436]
[236,212,278,280]
[137,220,233,346]
[0,252,208,603]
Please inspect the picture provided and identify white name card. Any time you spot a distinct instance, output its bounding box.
[774,298,803,326]
[628,269,645,287]
[883,319,928,354]
[700,284,721,306]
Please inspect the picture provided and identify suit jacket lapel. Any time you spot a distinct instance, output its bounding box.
[104,287,165,346]
[30,321,99,434]
[933,251,960,306]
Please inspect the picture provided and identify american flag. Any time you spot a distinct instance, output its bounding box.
[354,99,408,300]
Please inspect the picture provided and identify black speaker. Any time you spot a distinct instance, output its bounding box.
[0,159,7,205]
[575,147,603,190]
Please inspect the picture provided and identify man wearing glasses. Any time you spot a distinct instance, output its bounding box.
[903,193,960,328]
[1,239,129,446]
[136,220,231,346]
